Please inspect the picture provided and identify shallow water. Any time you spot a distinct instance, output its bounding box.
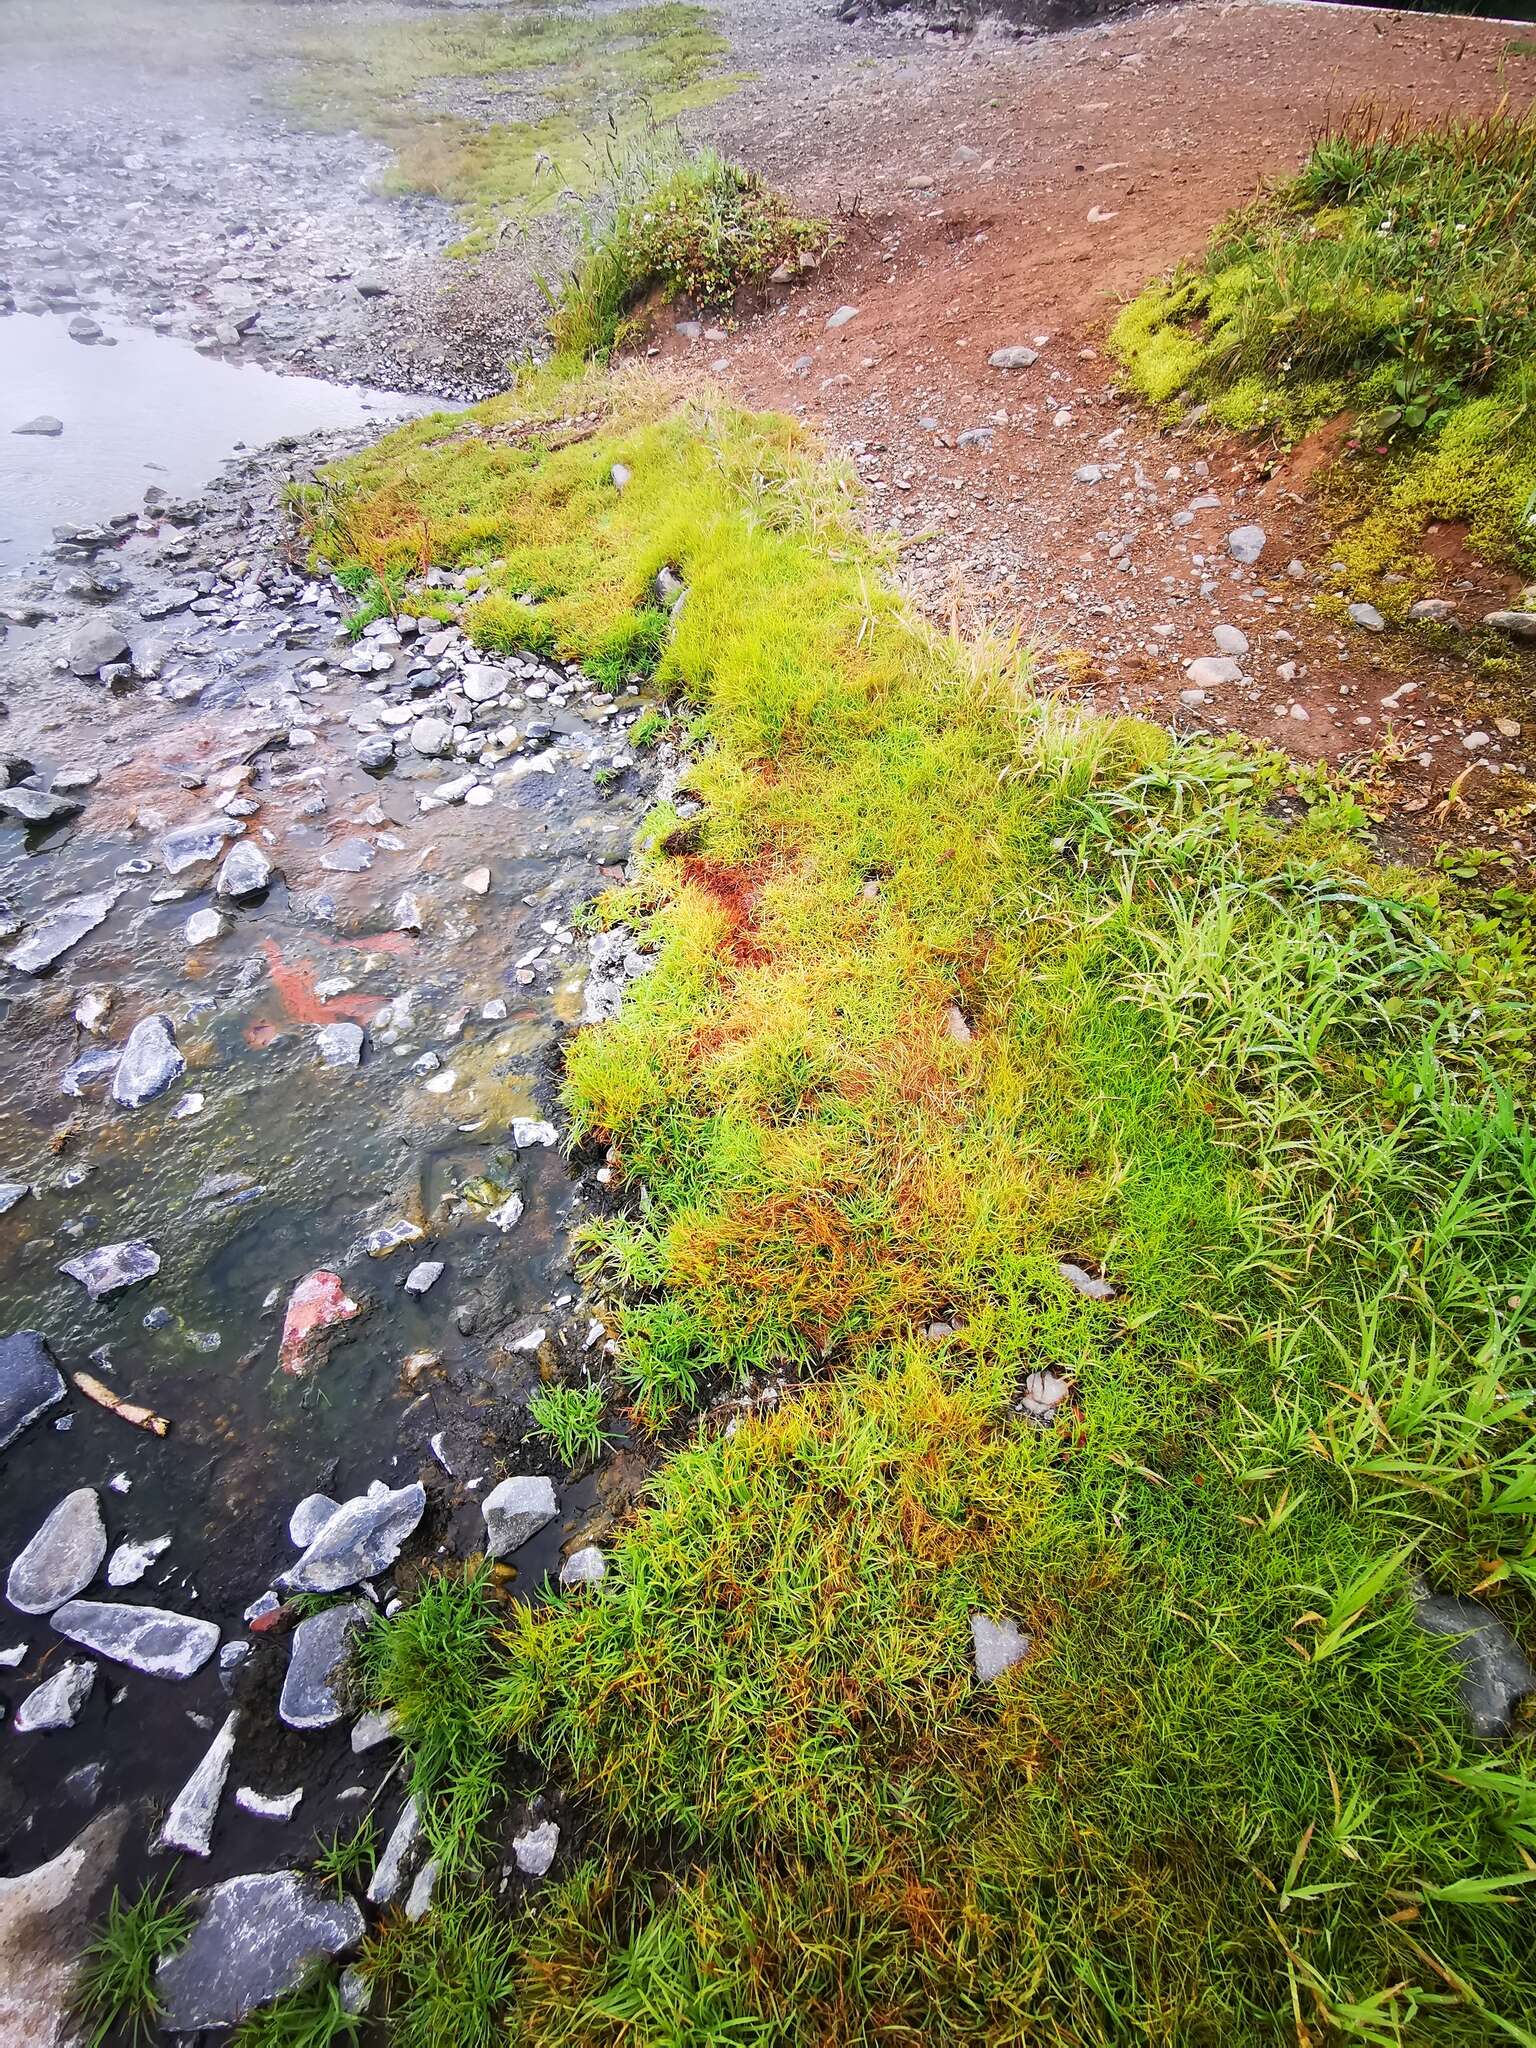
[0,312,426,565]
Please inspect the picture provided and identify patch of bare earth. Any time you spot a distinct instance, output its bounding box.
[671,0,1536,856]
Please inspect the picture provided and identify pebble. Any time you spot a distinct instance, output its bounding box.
[280,1481,425,1594]
[367,1797,421,1906]
[50,1599,219,1678]
[1348,601,1386,633]
[1227,524,1266,566]
[315,1022,366,1067]
[558,1545,606,1590]
[106,1534,171,1587]
[512,1818,560,1879]
[987,345,1037,370]
[5,889,118,974]
[482,1475,558,1559]
[1057,1259,1116,1301]
[404,1260,443,1296]
[825,305,859,329]
[58,1240,161,1300]
[971,1612,1031,1683]
[111,1012,185,1108]
[234,1786,303,1821]
[1184,657,1243,690]
[185,909,227,945]
[462,866,491,895]
[12,415,63,437]
[1211,624,1249,657]
[215,841,273,899]
[0,1330,66,1450]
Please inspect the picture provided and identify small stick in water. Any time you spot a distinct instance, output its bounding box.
[72,1372,171,1436]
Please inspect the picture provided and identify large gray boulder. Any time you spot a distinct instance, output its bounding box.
[154,1873,364,2033]
[0,1808,129,2047]
[7,1489,106,1614]
[0,1332,65,1451]
[279,1482,425,1594]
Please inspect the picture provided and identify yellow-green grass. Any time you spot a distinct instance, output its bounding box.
[320,366,1536,2046]
[1114,106,1536,616]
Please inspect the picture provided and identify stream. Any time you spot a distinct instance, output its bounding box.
[0,254,662,2010]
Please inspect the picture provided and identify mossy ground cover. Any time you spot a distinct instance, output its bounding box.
[1113,106,1536,616]
[303,364,1536,2046]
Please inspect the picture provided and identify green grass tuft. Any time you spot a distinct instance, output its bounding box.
[528,1380,615,1466]
[74,1874,194,2048]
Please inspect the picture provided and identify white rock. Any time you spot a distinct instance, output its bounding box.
[512,1819,560,1878]
[153,1710,238,1856]
[971,1612,1031,1683]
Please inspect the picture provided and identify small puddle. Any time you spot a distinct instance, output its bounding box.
[0,312,427,566]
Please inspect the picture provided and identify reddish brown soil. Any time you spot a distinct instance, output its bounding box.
[681,0,1536,854]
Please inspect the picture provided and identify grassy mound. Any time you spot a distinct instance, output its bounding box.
[315,367,1536,2046]
[1114,106,1536,599]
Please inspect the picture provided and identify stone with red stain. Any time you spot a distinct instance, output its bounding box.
[279,1271,361,1375]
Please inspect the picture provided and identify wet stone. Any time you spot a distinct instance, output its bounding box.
[367,1795,420,1905]
[60,1047,121,1096]
[559,1545,606,1590]
[0,1184,31,1215]
[0,786,81,825]
[185,908,227,945]
[235,1786,303,1821]
[315,1022,365,1068]
[111,1012,185,1107]
[68,620,131,677]
[278,1270,361,1375]
[50,1599,219,1678]
[153,1710,238,1856]
[280,1482,426,1595]
[279,1602,371,1730]
[58,1239,161,1300]
[107,1534,170,1587]
[288,1494,339,1548]
[0,1808,128,2043]
[1414,1592,1536,1740]
[5,888,118,974]
[403,1260,442,1297]
[0,1330,66,1450]
[13,1659,96,1733]
[320,836,374,874]
[482,1475,558,1560]
[971,1612,1031,1683]
[6,1487,106,1614]
[155,1872,364,2033]
[216,840,273,899]
[160,819,233,875]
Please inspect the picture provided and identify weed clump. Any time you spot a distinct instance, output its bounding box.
[550,148,823,361]
[75,1874,193,2047]
[1115,103,1536,576]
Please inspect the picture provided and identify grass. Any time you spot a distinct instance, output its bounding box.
[315,363,1536,2042]
[74,1873,194,2048]
[548,144,823,361]
[1114,103,1536,605]
[310,1814,379,1898]
[282,3,745,252]
[231,1975,363,2048]
[528,1379,615,1465]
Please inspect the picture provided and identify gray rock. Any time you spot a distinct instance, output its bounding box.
[1019,1370,1072,1425]
[68,621,130,678]
[279,1602,371,1731]
[1409,598,1458,622]
[558,1545,606,1590]
[12,415,63,436]
[366,1796,420,1905]
[0,1184,31,1215]
[0,1809,128,2047]
[404,1858,439,1920]
[160,820,233,875]
[67,313,102,343]
[13,1660,96,1733]
[288,1495,340,1548]
[971,1612,1031,1683]
[825,305,859,330]
[50,1599,219,1679]
[155,1872,364,2033]
[52,767,100,795]
[356,734,396,771]
[0,787,81,825]
[1348,601,1386,633]
[1483,609,1536,643]
[153,1711,238,1856]
[0,1331,65,1450]
[350,1708,400,1753]
[988,345,1037,370]
[5,889,118,973]
[512,1818,559,1878]
[58,1240,160,1300]
[1184,657,1243,690]
[280,1482,425,1594]
[1414,1592,1536,1740]
[1227,524,1266,565]
[234,1786,303,1822]
[1212,624,1249,657]
[320,836,374,874]
[185,909,226,946]
[106,1535,170,1587]
[215,841,273,900]
[111,1013,184,1108]
[409,716,451,758]
[1057,1259,1116,1301]
[460,663,511,704]
[7,1488,106,1614]
[482,1475,558,1559]
[315,1023,365,1068]
[403,1260,442,1297]
[60,1048,122,1097]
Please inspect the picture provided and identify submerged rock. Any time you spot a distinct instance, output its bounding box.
[13,1660,96,1733]
[111,1013,185,1108]
[160,820,234,875]
[4,889,118,974]
[106,1534,170,1587]
[971,1612,1031,1684]
[280,1483,425,1595]
[278,1271,361,1374]
[6,1487,106,1614]
[235,1786,303,1822]
[1414,1592,1536,1740]
[58,1240,160,1300]
[279,1602,371,1730]
[0,1331,66,1450]
[153,1710,239,1856]
[155,1872,364,2033]
[482,1475,558,1559]
[50,1599,219,1678]
[315,1022,365,1068]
